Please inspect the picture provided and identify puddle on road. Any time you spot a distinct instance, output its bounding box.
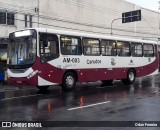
[107,105,139,114]
[0,91,4,99]
[0,86,40,100]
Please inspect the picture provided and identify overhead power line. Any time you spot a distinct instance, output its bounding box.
[0,1,159,40]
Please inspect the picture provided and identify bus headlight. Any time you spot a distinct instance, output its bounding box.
[27,70,38,79]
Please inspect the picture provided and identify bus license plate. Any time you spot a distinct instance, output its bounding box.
[17,81,22,83]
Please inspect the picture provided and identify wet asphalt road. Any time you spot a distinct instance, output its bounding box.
[0,75,160,130]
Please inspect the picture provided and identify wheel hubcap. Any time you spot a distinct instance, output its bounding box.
[66,76,74,88]
[129,72,134,81]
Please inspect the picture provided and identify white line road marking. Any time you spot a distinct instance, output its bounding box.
[68,101,111,111]
[1,94,42,101]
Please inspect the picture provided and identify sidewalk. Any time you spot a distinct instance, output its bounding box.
[0,82,20,91]
[0,83,38,91]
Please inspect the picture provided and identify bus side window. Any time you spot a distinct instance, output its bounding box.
[60,36,82,55]
[117,41,130,57]
[83,38,100,55]
[101,39,116,56]
[143,44,154,57]
[40,33,59,63]
[131,42,142,57]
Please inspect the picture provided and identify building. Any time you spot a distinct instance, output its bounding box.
[0,0,159,43]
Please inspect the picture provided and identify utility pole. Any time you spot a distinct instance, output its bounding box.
[134,5,137,36]
[158,1,160,29]
[36,0,39,27]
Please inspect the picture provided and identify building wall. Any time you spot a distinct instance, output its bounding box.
[0,0,37,38]
[0,0,159,40]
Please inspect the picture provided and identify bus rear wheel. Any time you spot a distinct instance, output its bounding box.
[122,69,135,84]
[62,72,76,91]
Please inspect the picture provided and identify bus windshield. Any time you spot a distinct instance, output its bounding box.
[8,30,37,66]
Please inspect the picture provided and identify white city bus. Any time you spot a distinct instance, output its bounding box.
[7,28,159,90]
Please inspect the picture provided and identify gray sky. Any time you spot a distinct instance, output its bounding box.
[125,0,159,12]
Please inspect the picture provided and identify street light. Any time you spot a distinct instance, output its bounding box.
[110,18,122,35]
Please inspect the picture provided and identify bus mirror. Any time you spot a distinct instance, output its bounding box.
[43,39,48,47]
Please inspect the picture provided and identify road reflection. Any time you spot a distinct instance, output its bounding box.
[35,76,160,112]
[0,86,40,100]
[0,75,159,107]
[0,75,160,121]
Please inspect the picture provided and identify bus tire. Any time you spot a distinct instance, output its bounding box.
[122,69,135,84]
[101,80,113,86]
[37,85,49,90]
[62,72,76,91]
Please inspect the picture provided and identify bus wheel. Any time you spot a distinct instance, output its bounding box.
[37,86,49,91]
[122,69,135,84]
[101,80,113,86]
[62,72,76,91]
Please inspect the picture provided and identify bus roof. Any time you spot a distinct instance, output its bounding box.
[15,28,158,44]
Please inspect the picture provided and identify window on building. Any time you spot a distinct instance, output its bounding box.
[24,14,33,28]
[60,35,82,55]
[143,44,154,57]
[25,15,28,27]
[83,38,100,55]
[101,39,116,56]
[0,11,14,25]
[7,12,14,25]
[131,42,142,57]
[117,41,130,56]
[29,15,32,27]
[0,12,6,24]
